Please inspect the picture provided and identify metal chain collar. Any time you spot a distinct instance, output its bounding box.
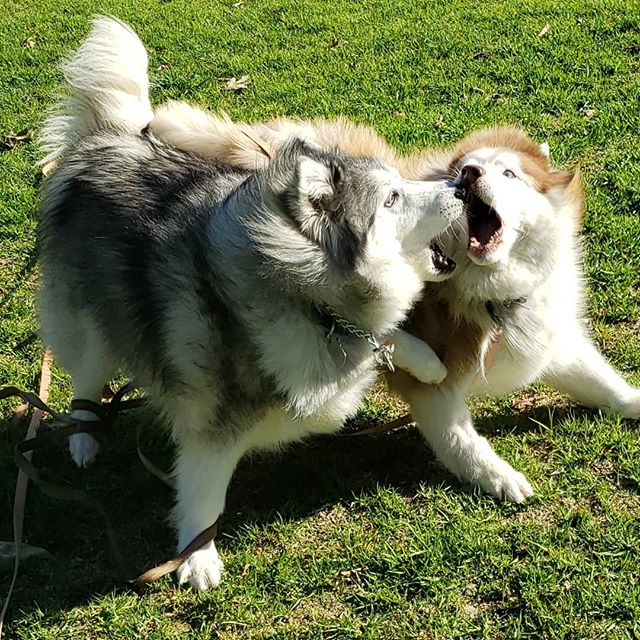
[319,305,395,372]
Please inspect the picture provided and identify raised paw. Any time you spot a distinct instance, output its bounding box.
[404,358,448,385]
[176,541,224,590]
[69,432,100,468]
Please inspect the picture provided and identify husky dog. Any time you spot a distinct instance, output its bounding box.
[38,18,464,589]
[147,109,640,504]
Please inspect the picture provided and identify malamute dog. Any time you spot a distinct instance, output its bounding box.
[147,101,640,505]
[38,18,464,589]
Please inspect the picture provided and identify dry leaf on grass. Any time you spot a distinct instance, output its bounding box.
[2,128,32,151]
[221,75,250,92]
[23,37,36,48]
[537,23,550,37]
[335,566,368,584]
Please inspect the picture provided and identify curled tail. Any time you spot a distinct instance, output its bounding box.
[40,16,154,163]
[150,101,275,170]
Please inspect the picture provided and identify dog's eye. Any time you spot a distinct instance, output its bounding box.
[503,169,517,179]
[384,190,399,208]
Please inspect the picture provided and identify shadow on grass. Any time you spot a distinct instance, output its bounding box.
[0,399,579,621]
[0,248,38,311]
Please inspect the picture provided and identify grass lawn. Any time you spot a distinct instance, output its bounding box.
[2,0,640,638]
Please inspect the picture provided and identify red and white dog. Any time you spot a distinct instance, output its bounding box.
[149,104,640,503]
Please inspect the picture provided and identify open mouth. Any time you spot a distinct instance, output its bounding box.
[459,190,503,260]
[429,240,456,274]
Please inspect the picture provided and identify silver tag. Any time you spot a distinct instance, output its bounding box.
[371,339,395,372]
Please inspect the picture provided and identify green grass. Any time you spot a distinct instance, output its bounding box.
[1,0,640,638]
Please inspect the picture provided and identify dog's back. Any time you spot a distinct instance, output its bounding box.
[40,131,249,392]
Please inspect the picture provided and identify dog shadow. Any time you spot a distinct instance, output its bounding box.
[0,399,576,624]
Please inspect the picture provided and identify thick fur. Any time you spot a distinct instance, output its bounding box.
[40,17,154,165]
[38,18,465,589]
[148,107,640,504]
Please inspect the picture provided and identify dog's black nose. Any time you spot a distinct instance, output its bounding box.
[459,164,485,188]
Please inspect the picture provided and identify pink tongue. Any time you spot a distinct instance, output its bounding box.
[469,215,502,253]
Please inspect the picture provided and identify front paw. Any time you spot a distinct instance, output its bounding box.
[176,541,224,590]
[404,358,448,385]
[618,390,640,419]
[473,457,534,503]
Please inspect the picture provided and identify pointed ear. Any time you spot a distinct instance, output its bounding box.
[297,157,343,211]
[546,168,585,225]
[539,142,550,159]
[294,156,356,268]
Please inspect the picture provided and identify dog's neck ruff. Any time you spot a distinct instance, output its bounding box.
[315,304,395,371]
[485,296,528,325]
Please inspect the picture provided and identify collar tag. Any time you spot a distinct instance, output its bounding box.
[370,339,395,372]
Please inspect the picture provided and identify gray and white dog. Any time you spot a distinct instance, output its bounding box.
[38,18,464,589]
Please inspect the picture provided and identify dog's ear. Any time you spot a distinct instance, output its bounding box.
[297,157,343,212]
[294,156,358,269]
[545,168,585,226]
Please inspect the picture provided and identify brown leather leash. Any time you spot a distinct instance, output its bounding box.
[1,382,219,588]
[342,413,413,437]
[0,350,53,639]
[1,372,413,607]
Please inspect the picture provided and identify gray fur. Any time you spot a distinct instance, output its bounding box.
[38,17,465,589]
[40,133,450,433]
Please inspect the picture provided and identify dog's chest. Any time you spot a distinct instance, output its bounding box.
[470,296,553,395]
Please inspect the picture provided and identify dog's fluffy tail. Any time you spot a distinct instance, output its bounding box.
[149,101,275,170]
[40,16,154,163]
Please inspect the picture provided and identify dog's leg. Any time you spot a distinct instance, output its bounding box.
[403,383,533,502]
[173,433,242,590]
[50,319,114,468]
[69,387,103,467]
[543,330,640,418]
[389,329,447,384]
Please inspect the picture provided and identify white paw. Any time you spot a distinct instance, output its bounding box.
[618,390,640,419]
[474,457,534,503]
[176,541,224,590]
[69,432,100,468]
[404,358,448,385]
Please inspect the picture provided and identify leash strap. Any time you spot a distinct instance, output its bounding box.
[2,375,411,596]
[14,424,133,579]
[1,381,219,588]
[134,521,219,584]
[0,350,53,639]
[342,413,413,437]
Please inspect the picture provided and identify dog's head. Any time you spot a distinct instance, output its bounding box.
[445,127,583,268]
[264,138,463,280]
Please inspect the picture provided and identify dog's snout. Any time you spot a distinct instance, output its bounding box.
[459,164,485,188]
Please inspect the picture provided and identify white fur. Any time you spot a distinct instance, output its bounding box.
[389,329,447,384]
[298,157,334,200]
[39,16,153,163]
[404,382,533,502]
[403,144,640,501]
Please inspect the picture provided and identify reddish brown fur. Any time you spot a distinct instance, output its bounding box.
[148,109,583,391]
[444,127,585,221]
[386,289,485,394]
